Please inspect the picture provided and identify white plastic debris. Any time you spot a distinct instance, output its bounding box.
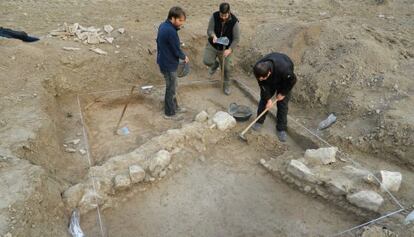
[90,48,108,55]
[318,114,337,130]
[405,210,414,225]
[68,209,85,237]
[117,126,130,135]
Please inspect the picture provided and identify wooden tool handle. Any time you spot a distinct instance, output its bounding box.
[114,86,136,132]
[221,54,225,81]
[241,99,276,136]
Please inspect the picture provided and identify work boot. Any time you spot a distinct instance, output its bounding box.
[176,107,187,114]
[163,114,183,121]
[223,82,231,95]
[277,130,287,142]
[252,123,262,131]
[208,61,220,77]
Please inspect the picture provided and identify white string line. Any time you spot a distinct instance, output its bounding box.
[76,95,105,237]
[78,79,219,96]
[233,79,406,234]
[331,208,405,237]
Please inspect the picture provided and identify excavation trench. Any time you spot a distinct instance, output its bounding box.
[67,79,366,236]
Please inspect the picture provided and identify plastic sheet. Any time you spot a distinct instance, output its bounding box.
[318,113,337,130]
[216,36,229,46]
[68,209,86,237]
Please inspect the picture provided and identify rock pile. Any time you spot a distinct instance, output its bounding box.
[260,147,403,216]
[63,111,236,214]
[50,23,123,45]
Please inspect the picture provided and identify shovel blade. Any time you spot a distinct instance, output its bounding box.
[238,133,247,142]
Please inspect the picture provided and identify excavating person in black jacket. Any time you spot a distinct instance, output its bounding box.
[252,52,297,142]
[203,2,240,95]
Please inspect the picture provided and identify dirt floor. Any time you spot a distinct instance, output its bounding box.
[82,143,360,237]
[78,82,362,236]
[1,0,413,236]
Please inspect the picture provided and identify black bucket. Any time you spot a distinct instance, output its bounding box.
[228,103,253,122]
[177,59,190,78]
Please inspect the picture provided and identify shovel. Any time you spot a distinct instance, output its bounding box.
[216,37,229,85]
[239,99,277,142]
[114,86,136,135]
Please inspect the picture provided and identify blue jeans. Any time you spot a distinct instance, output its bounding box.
[162,71,178,116]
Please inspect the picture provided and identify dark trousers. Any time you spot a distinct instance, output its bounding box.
[162,71,178,116]
[257,89,290,132]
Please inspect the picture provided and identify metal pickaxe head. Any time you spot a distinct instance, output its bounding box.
[238,132,248,142]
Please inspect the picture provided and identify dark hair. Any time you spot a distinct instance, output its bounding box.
[219,3,230,14]
[168,6,186,20]
[253,61,272,78]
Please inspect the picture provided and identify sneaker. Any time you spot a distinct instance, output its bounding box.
[277,130,287,142]
[163,114,183,121]
[223,86,231,95]
[252,123,262,131]
[176,107,187,114]
[208,61,220,76]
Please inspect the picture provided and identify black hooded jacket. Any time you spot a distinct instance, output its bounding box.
[255,53,297,100]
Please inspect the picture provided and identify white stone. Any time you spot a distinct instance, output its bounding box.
[105,37,114,44]
[87,33,100,44]
[4,233,12,237]
[149,150,171,177]
[103,24,114,34]
[347,190,384,212]
[118,28,125,34]
[65,148,76,153]
[90,48,108,55]
[327,179,350,196]
[380,170,402,192]
[67,23,79,34]
[159,170,167,178]
[78,190,104,213]
[62,47,81,51]
[129,165,145,184]
[62,183,84,208]
[75,31,88,40]
[98,36,107,43]
[212,111,236,131]
[342,165,371,178]
[287,159,317,183]
[195,111,209,122]
[69,139,80,145]
[113,174,131,191]
[79,149,87,155]
[304,147,338,165]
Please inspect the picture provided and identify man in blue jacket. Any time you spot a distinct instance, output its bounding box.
[157,6,189,120]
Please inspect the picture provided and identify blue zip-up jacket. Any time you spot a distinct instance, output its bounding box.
[156,20,186,73]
